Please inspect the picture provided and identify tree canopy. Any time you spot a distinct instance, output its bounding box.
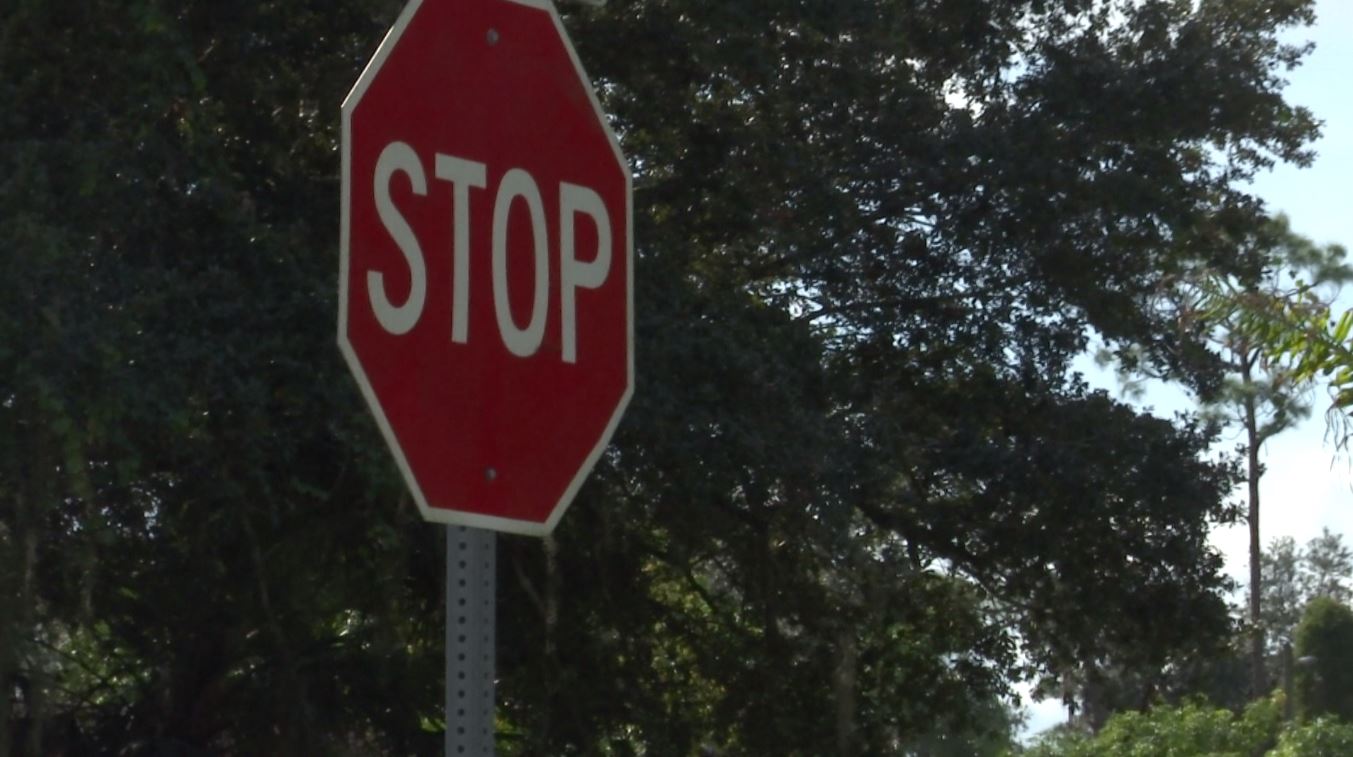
[1293,597,1353,723]
[0,0,1327,753]
[1263,530,1353,655]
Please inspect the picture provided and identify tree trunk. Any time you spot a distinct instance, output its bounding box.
[0,522,13,757]
[833,629,857,756]
[1244,376,1266,699]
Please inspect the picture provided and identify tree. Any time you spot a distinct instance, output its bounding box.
[1261,530,1353,656]
[895,694,1024,756]
[1,0,1325,752]
[1293,598,1353,723]
[1265,537,1308,652]
[1201,234,1353,452]
[2,2,448,753]
[1301,528,1353,606]
[1107,215,1350,702]
[1176,215,1353,699]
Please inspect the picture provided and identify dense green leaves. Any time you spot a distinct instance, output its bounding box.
[1272,718,1353,756]
[1026,695,1353,757]
[1293,598,1353,723]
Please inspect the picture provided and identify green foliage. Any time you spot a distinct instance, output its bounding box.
[1024,725,1096,757]
[1083,697,1280,757]
[1265,537,1307,651]
[1026,697,1353,757]
[1293,598,1353,722]
[1196,219,1353,450]
[1263,530,1353,653]
[1302,529,1353,605]
[1271,718,1353,756]
[902,695,1025,756]
[1167,217,1352,444]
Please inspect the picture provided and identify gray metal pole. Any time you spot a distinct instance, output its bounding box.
[447,526,495,756]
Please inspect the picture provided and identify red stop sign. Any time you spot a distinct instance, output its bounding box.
[339,0,633,536]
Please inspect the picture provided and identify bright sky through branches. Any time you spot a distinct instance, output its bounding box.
[1213,0,1353,618]
[1025,0,1353,737]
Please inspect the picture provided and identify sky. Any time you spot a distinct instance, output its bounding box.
[1211,0,1353,577]
[1023,0,1353,737]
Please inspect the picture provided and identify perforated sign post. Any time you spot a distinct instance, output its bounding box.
[339,0,632,751]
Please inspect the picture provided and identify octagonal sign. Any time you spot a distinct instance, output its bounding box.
[339,0,633,536]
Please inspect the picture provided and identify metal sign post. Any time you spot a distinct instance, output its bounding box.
[447,526,495,755]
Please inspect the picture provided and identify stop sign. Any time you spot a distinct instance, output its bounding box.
[338,0,633,536]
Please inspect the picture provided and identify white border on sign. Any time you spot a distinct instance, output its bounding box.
[338,0,635,537]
